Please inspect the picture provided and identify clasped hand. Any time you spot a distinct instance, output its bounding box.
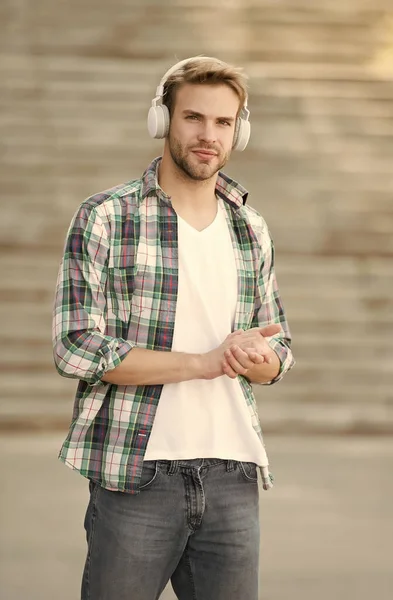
[204,324,282,380]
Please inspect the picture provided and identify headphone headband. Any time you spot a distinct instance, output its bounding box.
[153,55,248,110]
[155,56,214,97]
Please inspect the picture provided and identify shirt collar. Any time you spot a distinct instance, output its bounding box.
[141,156,248,208]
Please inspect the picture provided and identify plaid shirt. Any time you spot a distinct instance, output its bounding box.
[53,157,294,493]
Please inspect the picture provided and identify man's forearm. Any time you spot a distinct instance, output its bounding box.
[102,347,205,386]
[245,350,281,384]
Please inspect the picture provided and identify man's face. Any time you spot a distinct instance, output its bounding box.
[166,83,240,181]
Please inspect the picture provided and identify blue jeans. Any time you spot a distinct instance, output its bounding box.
[82,458,260,599]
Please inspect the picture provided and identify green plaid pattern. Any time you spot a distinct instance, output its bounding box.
[53,157,294,493]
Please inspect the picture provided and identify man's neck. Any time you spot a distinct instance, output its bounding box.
[158,153,218,213]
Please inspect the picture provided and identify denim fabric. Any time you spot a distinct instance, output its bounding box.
[82,458,260,599]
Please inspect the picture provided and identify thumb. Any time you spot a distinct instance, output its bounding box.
[259,323,282,337]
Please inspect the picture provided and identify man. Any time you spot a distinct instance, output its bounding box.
[53,56,295,600]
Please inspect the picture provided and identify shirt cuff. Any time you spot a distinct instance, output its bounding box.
[89,338,135,387]
[258,337,295,386]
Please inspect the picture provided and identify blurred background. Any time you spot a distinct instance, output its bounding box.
[1,0,392,599]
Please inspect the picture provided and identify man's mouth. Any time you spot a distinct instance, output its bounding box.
[192,149,218,160]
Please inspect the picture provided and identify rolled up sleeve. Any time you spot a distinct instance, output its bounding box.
[251,229,295,385]
[52,203,134,386]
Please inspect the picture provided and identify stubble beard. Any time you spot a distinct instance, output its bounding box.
[168,134,230,182]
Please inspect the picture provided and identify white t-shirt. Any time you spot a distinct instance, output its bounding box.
[144,198,267,466]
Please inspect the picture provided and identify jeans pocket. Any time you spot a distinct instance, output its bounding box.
[139,460,160,490]
[238,461,258,483]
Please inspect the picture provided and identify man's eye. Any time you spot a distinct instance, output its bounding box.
[219,120,231,126]
[186,115,199,120]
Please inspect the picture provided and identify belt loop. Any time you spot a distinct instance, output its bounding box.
[226,460,236,472]
[168,460,179,475]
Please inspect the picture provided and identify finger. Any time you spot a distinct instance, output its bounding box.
[258,323,282,338]
[231,329,273,346]
[230,336,270,357]
[243,344,272,364]
[230,346,256,369]
[222,360,238,379]
[225,346,253,374]
[238,347,264,364]
[244,348,265,364]
[245,349,272,364]
[254,348,273,364]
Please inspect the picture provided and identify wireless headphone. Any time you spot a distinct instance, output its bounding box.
[147,56,251,152]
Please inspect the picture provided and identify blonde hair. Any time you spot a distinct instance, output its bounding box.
[163,57,248,116]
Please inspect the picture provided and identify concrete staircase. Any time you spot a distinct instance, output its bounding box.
[1,0,392,432]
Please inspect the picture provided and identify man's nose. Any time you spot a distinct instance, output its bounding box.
[198,121,217,144]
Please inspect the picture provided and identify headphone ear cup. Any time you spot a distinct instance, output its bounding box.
[233,117,250,152]
[148,104,170,139]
